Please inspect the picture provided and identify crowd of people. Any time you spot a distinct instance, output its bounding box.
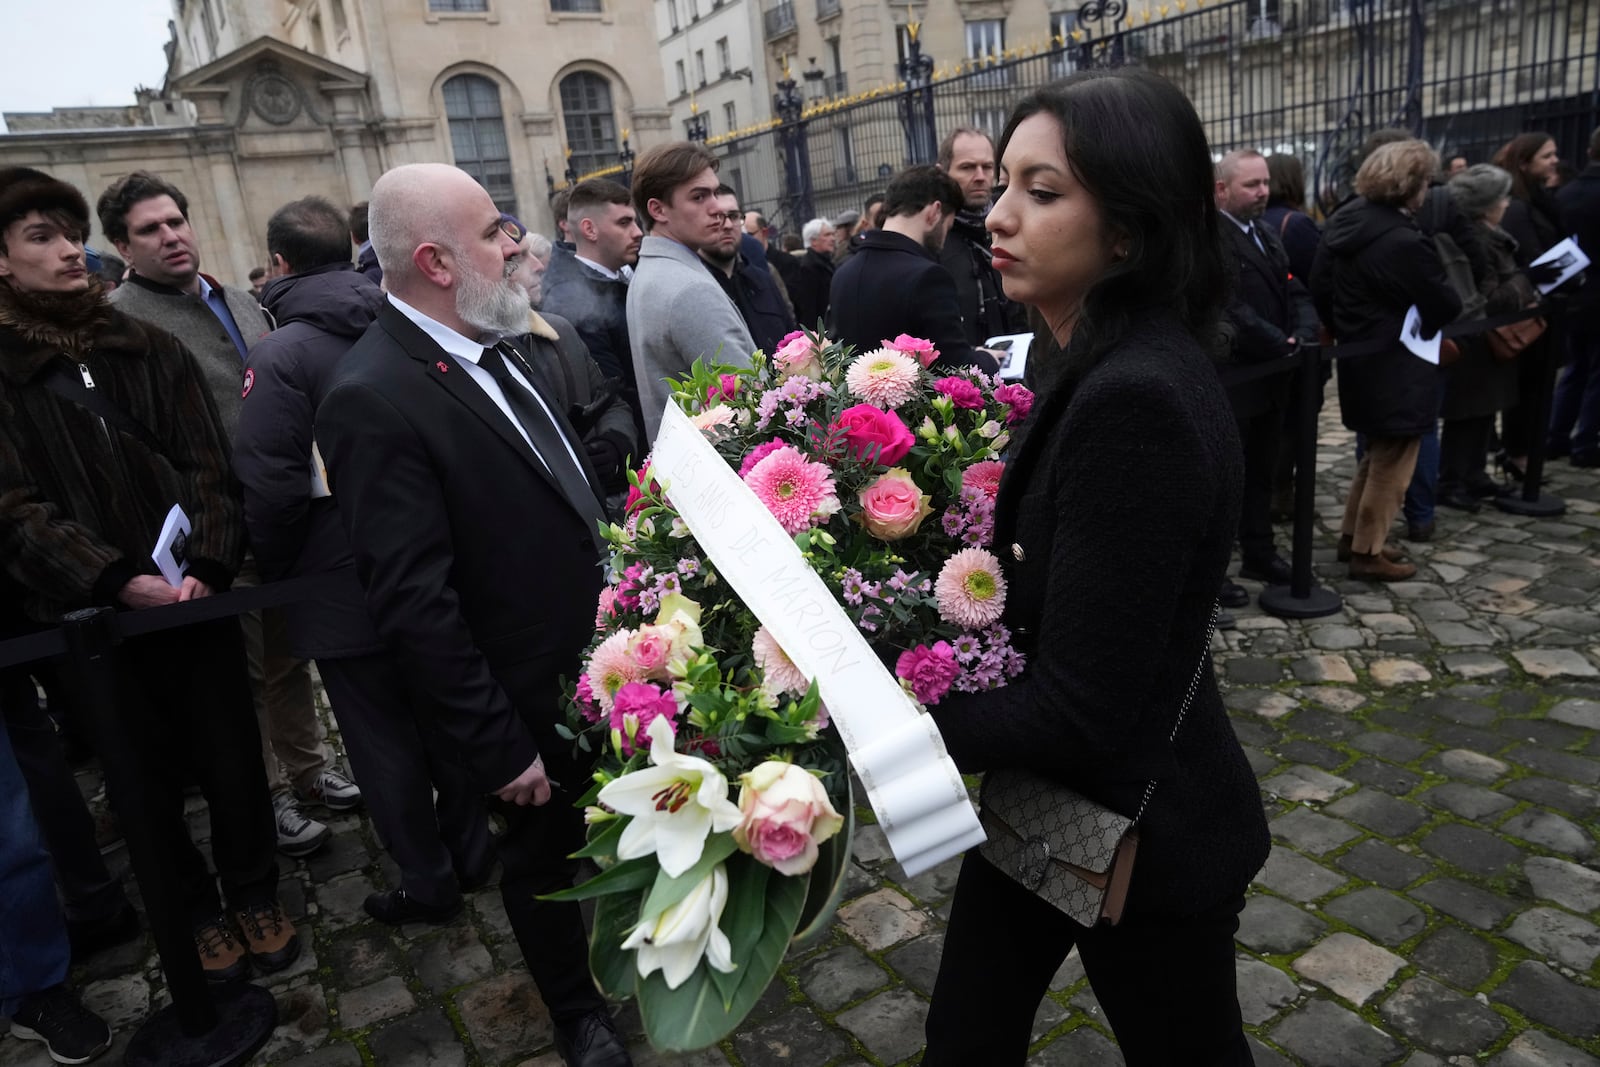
[0,65,1596,1066]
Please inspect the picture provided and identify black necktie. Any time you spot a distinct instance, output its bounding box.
[479,345,606,534]
[1244,223,1265,255]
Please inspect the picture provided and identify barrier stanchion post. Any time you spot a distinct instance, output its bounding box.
[1494,322,1566,517]
[1259,344,1343,620]
[59,607,276,1067]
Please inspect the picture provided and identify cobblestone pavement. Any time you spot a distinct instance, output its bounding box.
[4,403,1599,1067]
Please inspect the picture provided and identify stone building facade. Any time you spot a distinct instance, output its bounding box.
[0,0,670,287]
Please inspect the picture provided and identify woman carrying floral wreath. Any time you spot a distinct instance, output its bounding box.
[918,70,1271,1065]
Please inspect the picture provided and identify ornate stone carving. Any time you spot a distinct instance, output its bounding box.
[247,64,303,126]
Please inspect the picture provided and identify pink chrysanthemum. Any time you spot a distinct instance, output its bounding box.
[743,445,839,535]
[962,459,1005,500]
[738,438,788,477]
[585,629,643,713]
[595,587,618,629]
[934,547,1008,628]
[845,349,922,409]
[752,626,811,696]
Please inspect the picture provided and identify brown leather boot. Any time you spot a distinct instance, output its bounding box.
[1336,535,1405,563]
[1350,552,1417,582]
[194,914,248,983]
[234,902,301,973]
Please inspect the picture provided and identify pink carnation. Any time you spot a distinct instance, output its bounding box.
[993,383,1035,425]
[934,376,985,409]
[896,642,961,705]
[574,674,603,723]
[738,438,788,477]
[609,681,680,756]
[935,547,1008,629]
[884,334,940,368]
[743,445,839,535]
[831,404,914,467]
[706,373,740,403]
[962,459,1005,500]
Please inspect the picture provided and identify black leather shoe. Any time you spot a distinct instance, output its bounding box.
[1436,487,1481,513]
[1218,580,1249,608]
[1216,610,1237,631]
[554,1010,632,1067]
[1239,555,1292,585]
[363,889,462,926]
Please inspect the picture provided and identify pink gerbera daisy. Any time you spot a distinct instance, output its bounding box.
[752,626,811,697]
[934,548,1008,628]
[743,445,839,534]
[585,629,643,712]
[962,459,1005,499]
[844,349,922,409]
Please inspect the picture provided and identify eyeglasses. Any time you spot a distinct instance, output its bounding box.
[498,213,528,243]
[715,211,743,225]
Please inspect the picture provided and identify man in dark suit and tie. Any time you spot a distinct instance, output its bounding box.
[829,165,999,373]
[1215,150,1320,609]
[314,164,630,1067]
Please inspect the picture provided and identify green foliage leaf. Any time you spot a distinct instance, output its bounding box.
[571,816,627,861]
[636,857,808,1051]
[540,855,656,902]
[590,890,643,999]
[712,855,770,1007]
[640,833,740,920]
[794,777,855,943]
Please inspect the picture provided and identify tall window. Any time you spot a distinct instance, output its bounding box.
[1049,11,1078,78]
[331,0,349,40]
[723,101,737,132]
[676,60,687,95]
[894,24,913,65]
[695,49,707,85]
[836,126,857,185]
[560,71,618,177]
[443,74,516,216]
[430,0,489,10]
[965,19,1006,86]
[668,0,679,30]
[716,37,731,77]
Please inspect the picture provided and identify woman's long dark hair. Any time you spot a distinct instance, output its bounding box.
[996,68,1227,383]
[1492,132,1554,202]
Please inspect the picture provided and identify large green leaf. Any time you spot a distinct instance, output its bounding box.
[636,861,808,1051]
[572,816,627,861]
[540,855,656,902]
[590,890,643,999]
[793,800,855,944]
[639,833,741,920]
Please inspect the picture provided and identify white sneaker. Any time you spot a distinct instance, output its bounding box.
[272,791,330,858]
[295,766,363,813]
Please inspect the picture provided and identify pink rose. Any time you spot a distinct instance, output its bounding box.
[626,627,674,676]
[738,438,788,477]
[962,459,1005,500]
[774,334,823,380]
[993,383,1034,425]
[832,404,914,466]
[896,642,961,705]
[732,761,845,875]
[884,334,939,368]
[934,376,985,409]
[609,681,679,756]
[858,468,933,541]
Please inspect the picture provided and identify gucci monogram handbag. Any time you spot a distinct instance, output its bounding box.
[978,609,1219,928]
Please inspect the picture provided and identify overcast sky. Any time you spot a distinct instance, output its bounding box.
[0,0,174,130]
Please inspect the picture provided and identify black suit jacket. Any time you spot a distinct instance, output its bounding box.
[315,302,606,793]
[1221,219,1319,416]
[828,229,993,371]
[792,249,835,332]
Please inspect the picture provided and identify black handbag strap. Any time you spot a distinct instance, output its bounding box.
[41,358,163,454]
[1132,605,1220,824]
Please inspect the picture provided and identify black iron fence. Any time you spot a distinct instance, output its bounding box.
[631,0,1597,236]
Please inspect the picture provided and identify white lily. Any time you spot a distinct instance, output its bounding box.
[598,716,742,877]
[621,863,736,989]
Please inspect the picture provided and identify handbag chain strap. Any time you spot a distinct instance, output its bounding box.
[1132,605,1220,825]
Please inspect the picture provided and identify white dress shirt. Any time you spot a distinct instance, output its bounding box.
[387,294,586,476]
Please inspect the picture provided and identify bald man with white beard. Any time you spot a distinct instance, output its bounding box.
[314,164,630,1067]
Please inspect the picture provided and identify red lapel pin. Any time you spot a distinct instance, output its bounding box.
[435,361,449,373]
